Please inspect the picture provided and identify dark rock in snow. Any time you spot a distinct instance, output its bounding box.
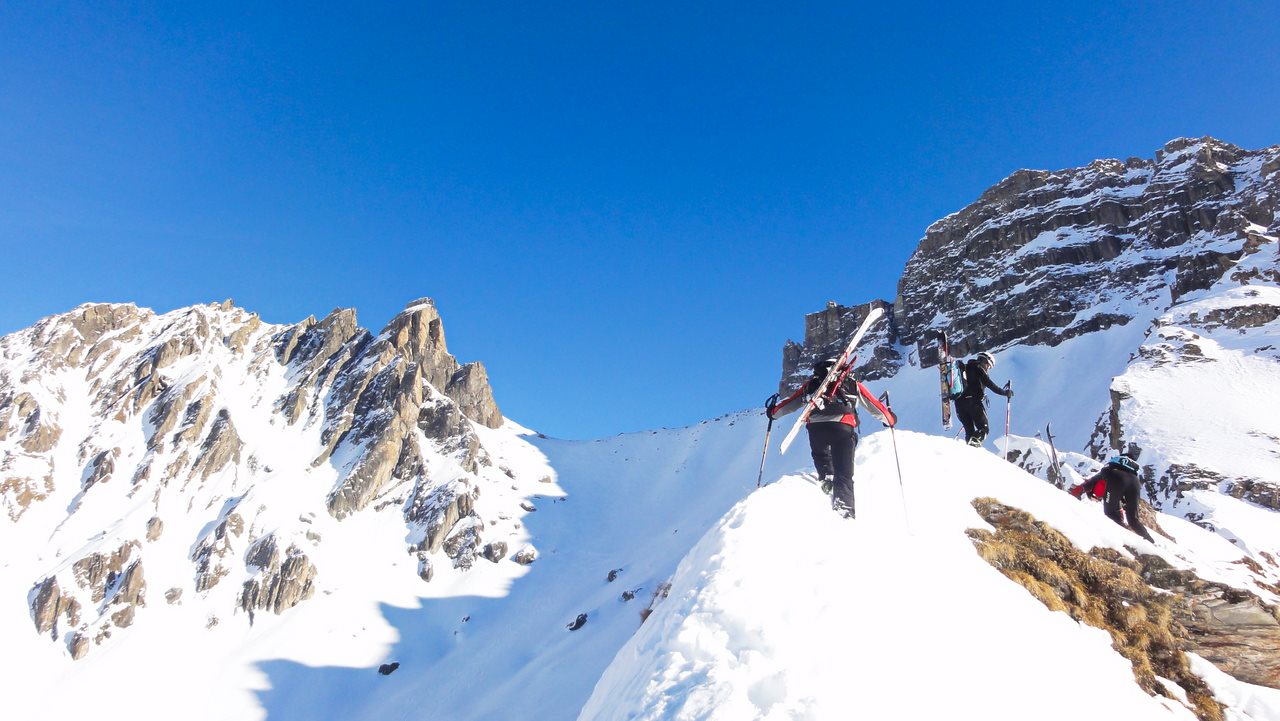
[482,541,508,563]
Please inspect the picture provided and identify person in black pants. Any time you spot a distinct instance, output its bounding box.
[1081,452,1156,543]
[768,358,896,519]
[953,351,1012,447]
[1071,451,1155,542]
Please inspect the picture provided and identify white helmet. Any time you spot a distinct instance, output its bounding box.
[976,352,995,369]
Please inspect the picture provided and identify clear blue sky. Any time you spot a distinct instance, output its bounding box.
[2,2,1277,438]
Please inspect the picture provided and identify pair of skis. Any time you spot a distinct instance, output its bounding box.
[778,306,885,455]
[934,330,956,431]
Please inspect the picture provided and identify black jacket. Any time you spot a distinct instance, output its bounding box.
[960,359,1009,401]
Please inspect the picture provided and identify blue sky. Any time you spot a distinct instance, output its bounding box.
[1,2,1277,439]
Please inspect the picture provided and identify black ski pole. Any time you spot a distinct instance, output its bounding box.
[879,391,910,530]
[756,394,779,488]
[1002,381,1013,462]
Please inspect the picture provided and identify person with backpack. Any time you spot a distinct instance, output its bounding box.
[766,357,896,519]
[1070,450,1155,543]
[953,351,1012,447]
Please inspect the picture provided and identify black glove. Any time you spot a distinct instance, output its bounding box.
[764,393,779,420]
[1005,383,1014,399]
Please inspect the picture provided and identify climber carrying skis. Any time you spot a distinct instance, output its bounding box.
[1070,450,1155,543]
[767,358,896,519]
[953,351,1012,447]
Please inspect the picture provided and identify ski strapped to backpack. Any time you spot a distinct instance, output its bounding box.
[933,331,965,430]
[779,306,885,454]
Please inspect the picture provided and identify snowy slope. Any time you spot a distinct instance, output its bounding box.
[247,411,815,721]
[579,432,1280,721]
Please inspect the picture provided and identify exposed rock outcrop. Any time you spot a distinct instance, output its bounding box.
[30,577,80,638]
[239,535,319,616]
[71,542,142,604]
[968,498,1225,719]
[191,409,243,481]
[406,480,480,554]
[193,513,244,592]
[482,541,508,563]
[319,300,500,519]
[1139,554,1280,688]
[443,519,483,571]
[84,448,119,488]
[969,497,1280,718]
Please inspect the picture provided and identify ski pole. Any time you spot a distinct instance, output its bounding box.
[880,392,910,530]
[1002,382,1012,462]
[756,394,779,487]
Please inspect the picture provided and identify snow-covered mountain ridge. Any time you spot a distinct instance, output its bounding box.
[1,297,534,665]
[2,136,1278,721]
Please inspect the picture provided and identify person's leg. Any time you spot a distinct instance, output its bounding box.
[808,426,834,480]
[1103,486,1125,527]
[1123,480,1155,542]
[829,425,857,518]
[971,402,990,445]
[954,399,978,443]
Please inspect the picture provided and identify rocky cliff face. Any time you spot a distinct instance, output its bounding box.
[782,138,1279,382]
[777,300,900,393]
[0,297,531,659]
[894,137,1279,357]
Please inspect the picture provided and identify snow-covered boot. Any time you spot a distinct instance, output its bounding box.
[833,497,855,520]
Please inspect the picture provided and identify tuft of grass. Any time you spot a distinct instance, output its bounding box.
[968,497,1224,721]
